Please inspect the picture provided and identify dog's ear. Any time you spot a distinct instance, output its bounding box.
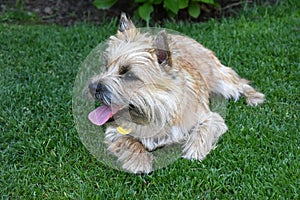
[153,31,172,67]
[118,13,136,33]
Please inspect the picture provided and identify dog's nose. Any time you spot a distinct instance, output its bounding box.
[89,82,112,104]
[89,83,109,93]
[88,83,98,95]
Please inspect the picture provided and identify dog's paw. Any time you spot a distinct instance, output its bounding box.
[182,112,227,161]
[182,144,209,161]
[121,152,153,174]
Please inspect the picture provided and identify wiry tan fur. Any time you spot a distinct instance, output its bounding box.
[87,13,265,174]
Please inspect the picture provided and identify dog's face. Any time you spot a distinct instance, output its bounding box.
[87,14,185,129]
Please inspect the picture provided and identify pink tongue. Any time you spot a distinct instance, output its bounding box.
[88,105,113,126]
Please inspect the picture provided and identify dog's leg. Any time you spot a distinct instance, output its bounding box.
[104,128,153,174]
[182,112,227,160]
[209,64,265,106]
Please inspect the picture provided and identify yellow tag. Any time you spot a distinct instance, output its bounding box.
[117,126,132,135]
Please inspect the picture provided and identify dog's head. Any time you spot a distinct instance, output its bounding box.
[87,14,186,128]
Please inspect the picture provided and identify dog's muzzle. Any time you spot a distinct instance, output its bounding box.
[89,82,112,105]
[88,82,149,125]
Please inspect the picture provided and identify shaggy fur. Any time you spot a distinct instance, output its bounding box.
[86,13,265,174]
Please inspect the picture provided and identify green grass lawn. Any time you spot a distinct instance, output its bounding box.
[1,1,299,199]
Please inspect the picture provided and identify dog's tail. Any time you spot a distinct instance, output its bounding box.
[209,64,265,106]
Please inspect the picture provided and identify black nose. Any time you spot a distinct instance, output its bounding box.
[88,82,112,104]
[89,83,99,94]
[89,82,108,94]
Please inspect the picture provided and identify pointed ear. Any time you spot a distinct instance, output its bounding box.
[118,13,136,33]
[153,31,172,67]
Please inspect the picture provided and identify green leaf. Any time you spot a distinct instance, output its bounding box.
[188,2,201,18]
[93,0,118,9]
[164,0,179,14]
[152,0,163,4]
[179,0,189,9]
[135,0,162,4]
[135,0,147,3]
[138,3,154,26]
[193,0,215,4]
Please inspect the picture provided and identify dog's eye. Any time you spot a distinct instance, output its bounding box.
[119,65,130,75]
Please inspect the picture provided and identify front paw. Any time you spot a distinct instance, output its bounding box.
[182,145,209,161]
[107,136,154,174]
[121,152,153,174]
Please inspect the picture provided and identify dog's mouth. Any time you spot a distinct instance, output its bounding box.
[88,104,146,126]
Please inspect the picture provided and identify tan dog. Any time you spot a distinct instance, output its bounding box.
[86,14,265,173]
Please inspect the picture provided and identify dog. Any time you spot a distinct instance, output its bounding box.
[85,13,265,174]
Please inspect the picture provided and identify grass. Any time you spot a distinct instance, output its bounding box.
[1,1,299,199]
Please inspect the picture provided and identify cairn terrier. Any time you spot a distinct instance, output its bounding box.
[86,13,265,174]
